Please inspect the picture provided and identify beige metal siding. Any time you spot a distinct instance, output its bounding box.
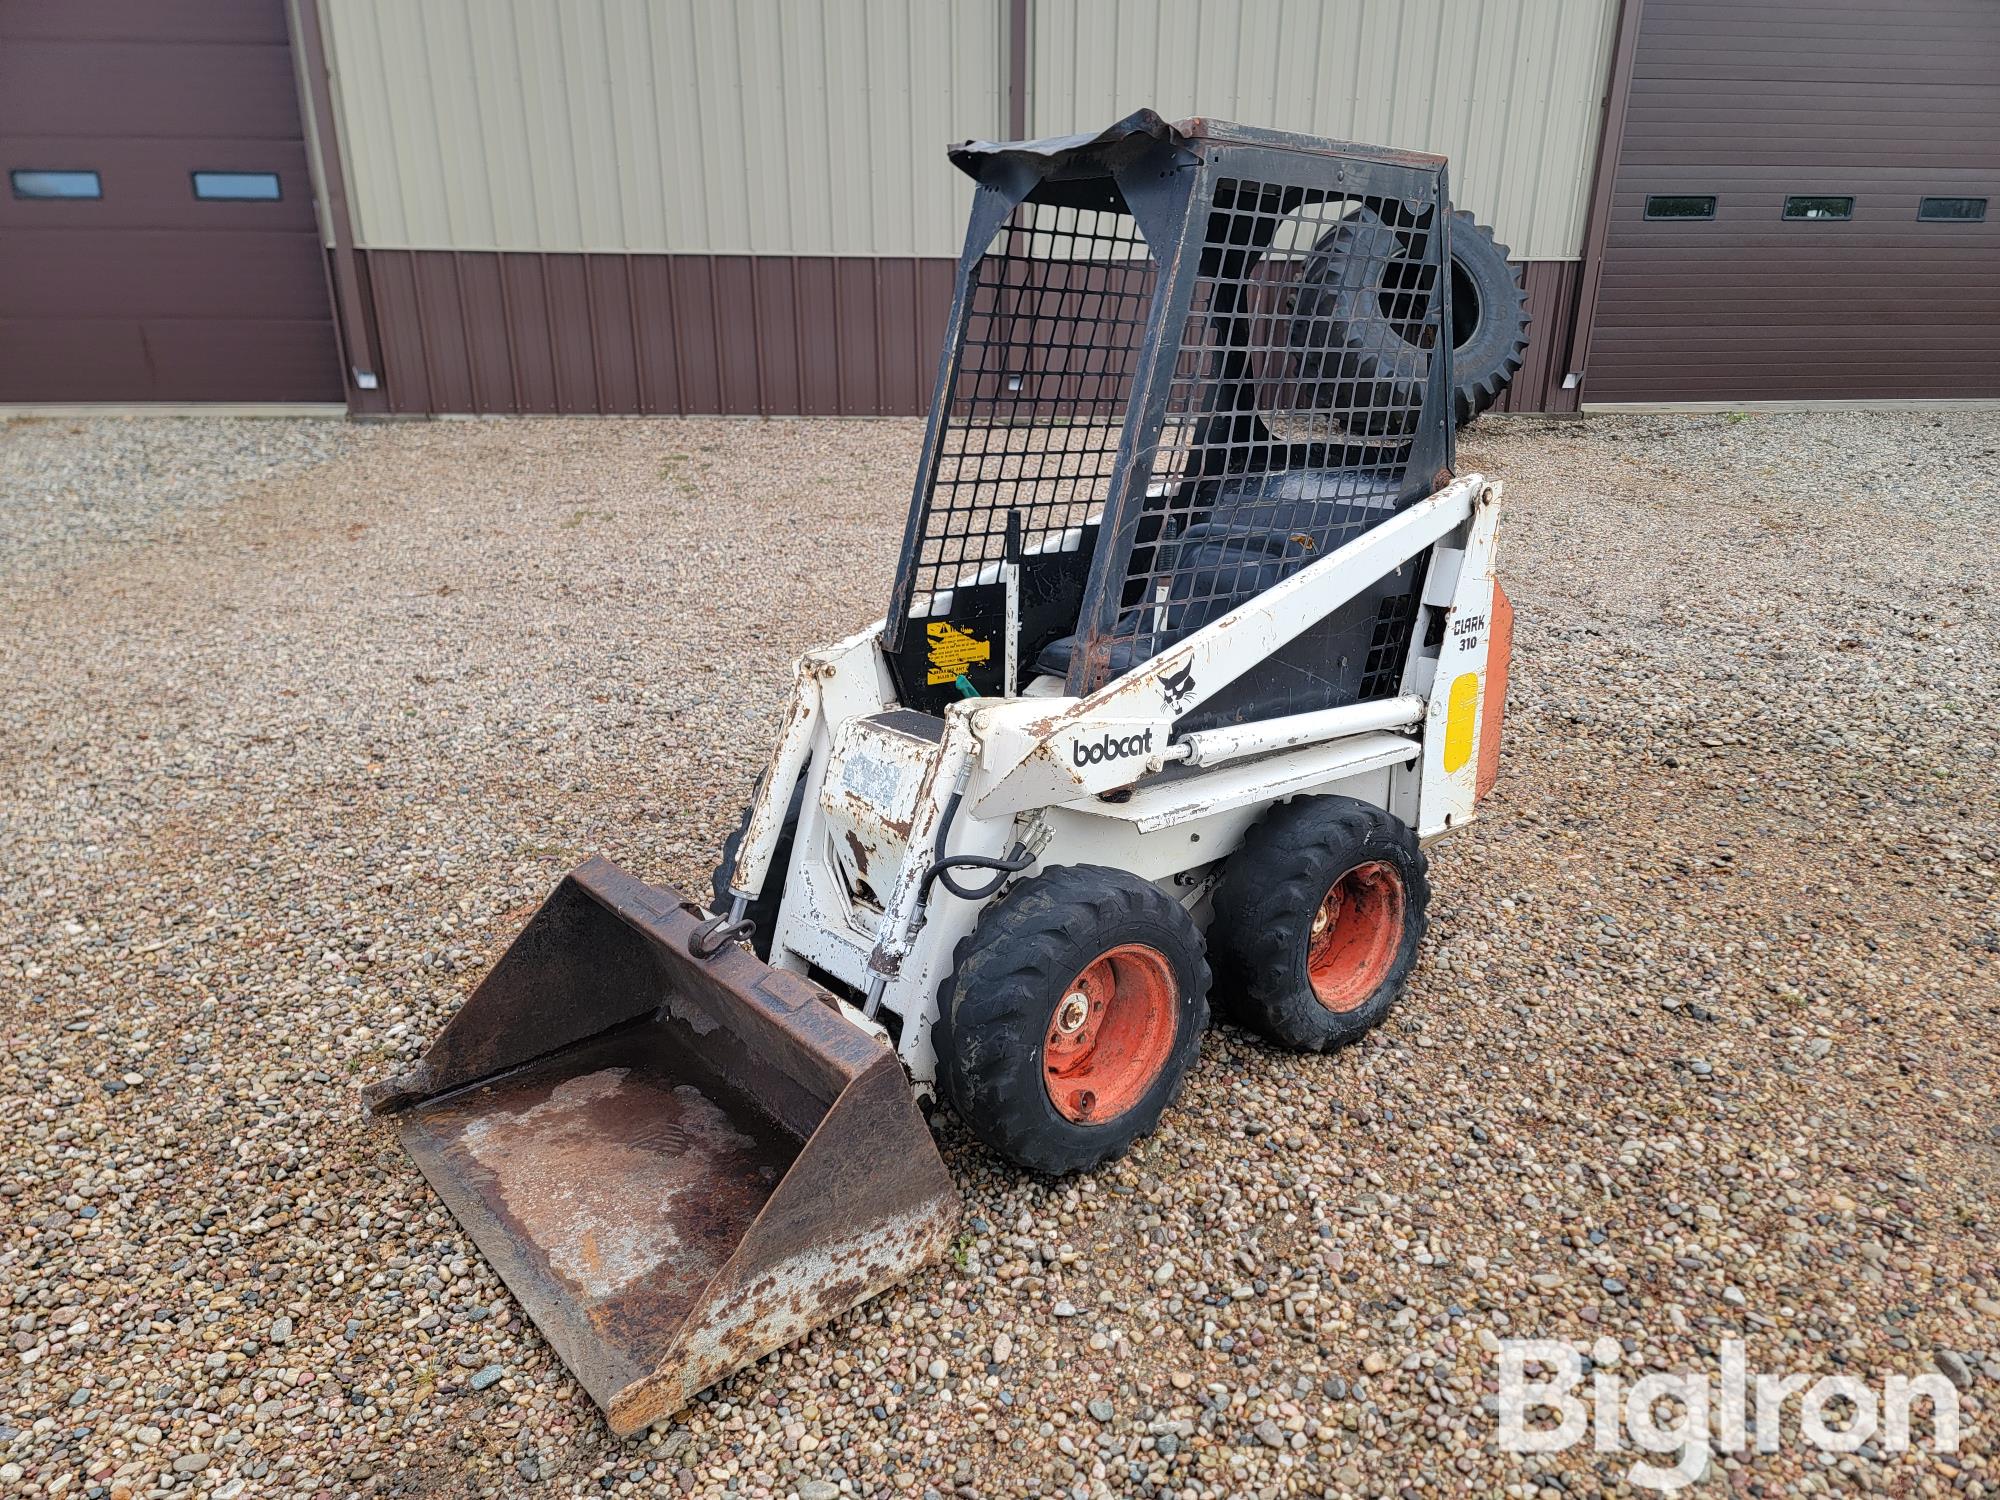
[317,0,1003,255]
[1030,0,1619,260]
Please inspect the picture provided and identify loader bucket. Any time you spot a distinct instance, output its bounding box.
[363,856,958,1435]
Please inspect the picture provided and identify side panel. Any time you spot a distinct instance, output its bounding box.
[1038,763,1397,884]
[1415,482,1503,838]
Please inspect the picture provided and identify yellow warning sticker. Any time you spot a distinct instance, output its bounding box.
[926,622,991,685]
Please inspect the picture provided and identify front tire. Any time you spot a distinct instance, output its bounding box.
[1210,796,1430,1051]
[934,866,1210,1175]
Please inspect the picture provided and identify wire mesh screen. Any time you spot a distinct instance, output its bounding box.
[1086,178,1441,683]
[903,202,1156,608]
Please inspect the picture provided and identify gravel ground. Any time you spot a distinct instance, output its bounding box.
[1,409,1996,1500]
[0,418,353,588]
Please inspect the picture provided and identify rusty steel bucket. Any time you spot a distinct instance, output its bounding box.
[363,856,958,1435]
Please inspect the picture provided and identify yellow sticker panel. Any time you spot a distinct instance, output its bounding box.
[1443,671,1480,773]
[925,622,991,686]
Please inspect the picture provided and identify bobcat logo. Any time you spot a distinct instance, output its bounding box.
[1159,662,1196,711]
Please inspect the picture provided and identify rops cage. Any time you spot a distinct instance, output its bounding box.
[881,110,1457,731]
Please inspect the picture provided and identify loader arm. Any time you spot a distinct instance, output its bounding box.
[729,622,892,906]
[966,475,1494,819]
[727,661,820,908]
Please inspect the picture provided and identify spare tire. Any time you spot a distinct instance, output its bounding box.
[1283,208,1427,440]
[1440,211,1530,426]
[1288,207,1530,429]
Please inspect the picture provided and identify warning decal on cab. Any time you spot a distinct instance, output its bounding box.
[925,622,991,685]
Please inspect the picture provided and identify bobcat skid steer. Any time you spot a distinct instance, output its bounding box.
[367,110,1514,1434]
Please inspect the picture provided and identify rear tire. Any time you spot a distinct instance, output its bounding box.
[1210,796,1429,1051]
[709,780,805,962]
[934,865,1210,1175]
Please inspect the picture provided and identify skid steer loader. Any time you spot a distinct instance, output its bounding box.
[367,111,1514,1434]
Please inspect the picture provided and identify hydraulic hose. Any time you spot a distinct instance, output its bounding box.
[919,788,1033,903]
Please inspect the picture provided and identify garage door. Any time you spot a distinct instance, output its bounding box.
[0,0,341,404]
[1583,0,2000,403]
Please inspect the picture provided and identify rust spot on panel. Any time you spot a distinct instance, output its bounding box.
[834,785,916,844]
[843,828,873,877]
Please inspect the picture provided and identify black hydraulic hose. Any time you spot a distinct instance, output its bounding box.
[920,787,1033,903]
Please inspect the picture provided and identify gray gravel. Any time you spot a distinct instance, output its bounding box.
[1,409,1996,1499]
[0,416,352,587]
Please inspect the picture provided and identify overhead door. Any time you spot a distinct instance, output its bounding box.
[0,0,341,404]
[1583,0,2000,403]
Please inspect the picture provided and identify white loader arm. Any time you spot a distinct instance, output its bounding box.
[966,475,1495,818]
[728,623,890,904]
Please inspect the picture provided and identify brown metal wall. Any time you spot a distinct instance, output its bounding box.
[350,249,1577,417]
[0,0,342,403]
[1489,261,1583,415]
[352,252,957,417]
[1583,0,2000,402]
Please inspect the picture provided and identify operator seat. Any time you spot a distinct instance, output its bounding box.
[1032,467,1403,680]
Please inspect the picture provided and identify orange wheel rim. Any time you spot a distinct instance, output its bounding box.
[1042,943,1178,1124]
[1306,861,1405,1012]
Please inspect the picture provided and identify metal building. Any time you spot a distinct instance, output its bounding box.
[1579,0,2000,404]
[2,0,1994,414]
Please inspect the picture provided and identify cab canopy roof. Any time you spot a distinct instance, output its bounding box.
[947,108,1447,210]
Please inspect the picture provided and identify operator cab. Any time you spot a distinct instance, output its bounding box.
[880,111,1455,734]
